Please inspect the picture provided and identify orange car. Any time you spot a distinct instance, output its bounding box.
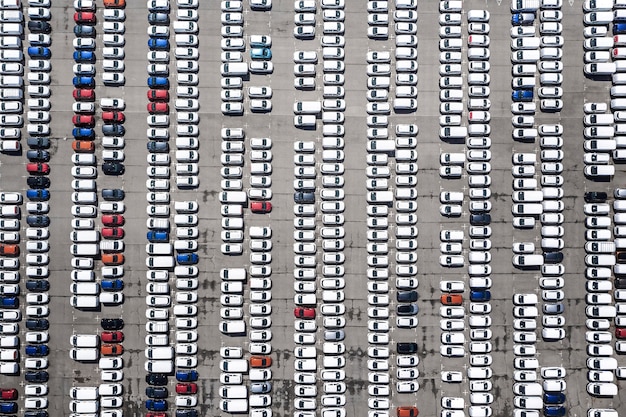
[397,407,419,417]
[103,0,125,7]
[249,356,272,368]
[72,140,95,153]
[101,344,124,356]
[0,244,19,256]
[440,294,462,306]
[102,253,124,265]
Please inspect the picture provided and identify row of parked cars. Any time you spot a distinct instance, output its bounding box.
[144,2,201,417]
[362,0,419,415]
[0,1,54,415]
[70,1,127,416]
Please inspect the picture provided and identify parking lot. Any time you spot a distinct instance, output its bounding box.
[1,0,626,417]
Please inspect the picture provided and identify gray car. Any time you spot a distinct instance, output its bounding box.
[250,382,272,394]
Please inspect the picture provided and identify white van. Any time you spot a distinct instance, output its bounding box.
[393,98,417,110]
[293,101,322,114]
[144,360,173,374]
[70,244,99,257]
[70,296,99,309]
[69,348,98,362]
[512,203,543,215]
[145,347,174,360]
[220,63,248,76]
[221,359,249,373]
[220,320,246,334]
[219,191,247,204]
[145,256,175,269]
[367,140,395,153]
[366,191,393,204]
[220,399,248,413]
[146,243,173,255]
[70,387,98,400]
[440,126,467,139]
[220,386,248,399]
[70,283,99,295]
[0,88,21,100]
[221,268,247,281]
[511,50,540,63]
[513,191,543,202]
[0,23,21,35]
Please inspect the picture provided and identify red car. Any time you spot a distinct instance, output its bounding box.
[102,227,124,239]
[146,414,166,417]
[102,214,124,226]
[26,162,50,174]
[617,328,626,339]
[73,89,95,101]
[0,388,17,400]
[147,102,169,114]
[102,111,125,123]
[175,383,197,394]
[251,201,272,213]
[147,89,169,101]
[294,307,315,319]
[74,12,96,23]
[101,331,124,343]
[72,114,95,126]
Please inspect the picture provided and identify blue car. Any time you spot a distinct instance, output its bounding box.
[147,231,168,242]
[73,50,95,62]
[0,296,18,308]
[148,38,169,50]
[25,345,49,356]
[251,47,272,60]
[470,290,491,302]
[512,89,533,102]
[27,46,51,59]
[0,403,17,414]
[176,370,198,382]
[147,77,169,89]
[27,215,50,227]
[73,127,94,139]
[615,23,626,34]
[145,400,167,411]
[177,253,199,265]
[101,279,124,291]
[512,13,534,25]
[73,76,95,88]
[26,189,50,201]
[544,407,566,417]
[544,393,566,405]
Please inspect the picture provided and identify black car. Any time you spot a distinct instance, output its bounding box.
[25,411,48,417]
[145,373,168,386]
[26,281,49,291]
[102,188,125,201]
[294,192,315,204]
[25,371,49,383]
[102,124,125,136]
[585,191,607,203]
[147,141,168,153]
[470,213,491,225]
[544,252,564,263]
[397,291,418,303]
[101,318,124,330]
[27,177,50,189]
[397,304,418,316]
[28,21,51,33]
[176,410,198,417]
[26,215,50,227]
[27,137,50,149]
[397,342,418,354]
[26,319,49,331]
[26,150,50,161]
[616,278,626,289]
[146,387,168,399]
[103,162,125,175]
